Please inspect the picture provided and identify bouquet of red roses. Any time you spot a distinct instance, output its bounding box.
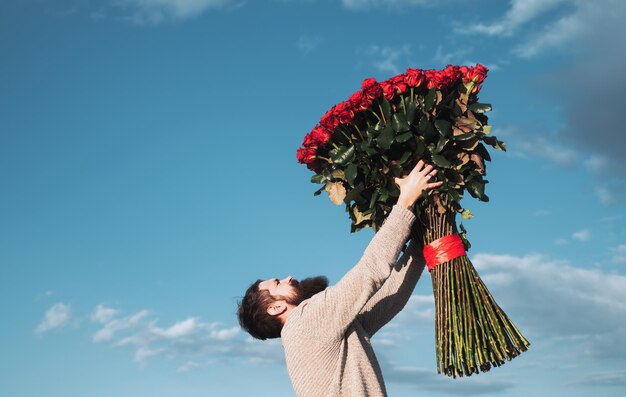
[297,64,529,377]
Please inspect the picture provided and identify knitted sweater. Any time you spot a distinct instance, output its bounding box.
[280,205,426,397]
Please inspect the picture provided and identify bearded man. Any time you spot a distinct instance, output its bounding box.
[237,160,441,397]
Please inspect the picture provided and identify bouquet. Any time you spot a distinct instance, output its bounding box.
[297,64,529,377]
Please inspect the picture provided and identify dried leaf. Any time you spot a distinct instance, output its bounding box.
[471,153,485,174]
[325,181,346,205]
[353,206,373,225]
[331,169,346,180]
[461,209,474,220]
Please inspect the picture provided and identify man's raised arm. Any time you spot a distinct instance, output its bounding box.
[288,161,442,342]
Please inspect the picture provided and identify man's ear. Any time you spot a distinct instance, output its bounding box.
[267,300,287,317]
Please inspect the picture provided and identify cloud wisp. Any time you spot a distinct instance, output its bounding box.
[36,302,72,334]
[87,304,283,369]
[112,0,239,24]
[363,44,412,75]
[382,252,626,374]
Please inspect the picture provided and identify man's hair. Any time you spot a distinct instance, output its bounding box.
[237,280,283,340]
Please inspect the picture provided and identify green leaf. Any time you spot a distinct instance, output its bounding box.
[448,187,461,203]
[423,89,437,112]
[467,181,485,200]
[396,132,413,143]
[345,163,358,186]
[431,154,451,168]
[391,113,410,133]
[397,151,412,165]
[331,146,356,165]
[405,100,418,124]
[414,138,426,156]
[483,136,507,151]
[419,118,437,142]
[313,186,324,196]
[344,183,364,204]
[459,223,472,250]
[311,174,325,184]
[475,143,491,161]
[376,125,395,150]
[452,132,476,141]
[381,98,392,120]
[374,119,386,132]
[468,102,492,113]
[434,119,452,137]
[369,190,380,208]
[434,137,449,154]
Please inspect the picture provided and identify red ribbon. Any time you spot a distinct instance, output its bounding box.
[422,234,466,271]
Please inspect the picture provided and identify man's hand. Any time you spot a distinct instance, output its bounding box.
[394,160,443,209]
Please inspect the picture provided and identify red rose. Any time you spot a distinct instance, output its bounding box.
[361,77,382,100]
[443,64,460,81]
[425,66,459,90]
[309,125,331,146]
[405,68,424,87]
[302,133,316,148]
[333,100,355,124]
[464,64,488,85]
[349,89,371,110]
[380,80,395,100]
[390,74,408,94]
[424,69,440,89]
[296,146,317,164]
[320,106,340,131]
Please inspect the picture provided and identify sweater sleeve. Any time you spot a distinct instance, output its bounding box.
[357,239,426,337]
[292,205,415,342]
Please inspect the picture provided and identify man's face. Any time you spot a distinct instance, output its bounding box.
[258,276,299,303]
[258,276,329,306]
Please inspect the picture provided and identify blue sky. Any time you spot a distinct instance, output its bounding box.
[1,0,625,396]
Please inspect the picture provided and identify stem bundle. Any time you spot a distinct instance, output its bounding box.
[412,201,530,377]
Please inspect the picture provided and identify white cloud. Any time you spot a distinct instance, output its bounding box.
[36,303,71,334]
[115,0,237,24]
[87,304,278,367]
[568,370,626,387]
[176,360,202,372]
[363,44,411,75]
[92,310,150,342]
[90,304,119,324]
[432,46,473,67]
[595,187,619,206]
[571,229,591,241]
[385,364,516,394]
[470,252,626,361]
[612,244,626,264]
[384,252,626,371]
[134,346,165,365]
[297,35,323,55]
[150,317,198,338]
[513,10,585,58]
[463,0,567,37]
[512,136,578,166]
[341,0,429,11]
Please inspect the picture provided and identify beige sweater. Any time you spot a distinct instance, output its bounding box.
[281,205,426,397]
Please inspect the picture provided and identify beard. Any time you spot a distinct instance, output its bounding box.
[284,276,328,306]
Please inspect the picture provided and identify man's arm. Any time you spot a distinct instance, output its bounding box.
[295,205,415,342]
[357,239,426,337]
[289,160,442,343]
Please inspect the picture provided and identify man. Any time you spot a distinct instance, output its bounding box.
[237,160,441,396]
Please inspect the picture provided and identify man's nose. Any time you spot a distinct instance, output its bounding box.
[282,276,293,284]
